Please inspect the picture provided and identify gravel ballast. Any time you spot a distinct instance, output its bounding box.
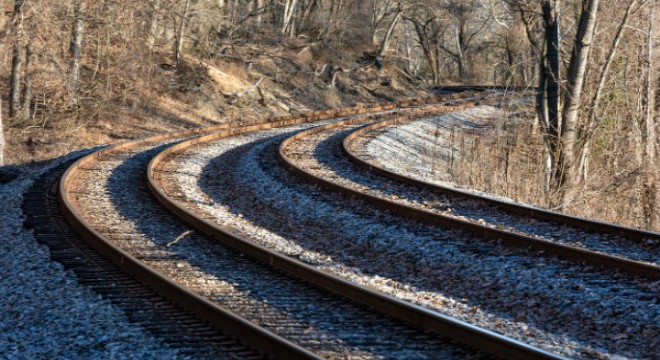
[163,124,659,359]
[291,123,658,265]
[0,154,178,358]
[70,124,479,359]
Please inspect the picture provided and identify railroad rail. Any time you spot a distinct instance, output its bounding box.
[56,86,649,358]
[60,126,320,359]
[57,90,558,359]
[147,92,567,359]
[336,114,660,278]
[24,157,266,359]
[278,107,658,278]
[59,96,461,358]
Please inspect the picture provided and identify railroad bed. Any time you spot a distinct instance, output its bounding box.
[50,89,658,359]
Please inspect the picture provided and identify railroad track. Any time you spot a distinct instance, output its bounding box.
[55,91,543,359]
[279,108,660,278]
[270,103,656,358]
[24,157,265,359]
[49,88,657,358]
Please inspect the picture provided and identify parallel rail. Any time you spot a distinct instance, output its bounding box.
[148,95,564,360]
[60,128,321,360]
[338,116,660,278]
[58,93,482,359]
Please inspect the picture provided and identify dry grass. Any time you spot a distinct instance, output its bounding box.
[447,106,660,232]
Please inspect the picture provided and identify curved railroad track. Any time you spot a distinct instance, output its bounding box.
[51,87,657,358]
[270,99,657,358]
[279,109,659,278]
[342,112,660,275]
[146,92,570,359]
[57,91,553,359]
[24,156,266,359]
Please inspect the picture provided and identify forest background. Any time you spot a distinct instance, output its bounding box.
[0,0,658,231]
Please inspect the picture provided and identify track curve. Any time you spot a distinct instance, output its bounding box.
[60,98,461,358]
[55,88,657,358]
[60,124,320,359]
[147,94,569,359]
[340,114,660,277]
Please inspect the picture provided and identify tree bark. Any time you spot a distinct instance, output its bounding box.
[559,0,600,205]
[540,0,561,194]
[70,0,86,105]
[254,0,263,25]
[0,2,15,165]
[378,10,400,56]
[9,0,25,118]
[175,0,191,65]
[281,0,299,36]
[454,24,467,80]
[147,0,160,50]
[408,17,440,84]
[643,0,658,228]
[0,101,4,166]
[21,23,33,122]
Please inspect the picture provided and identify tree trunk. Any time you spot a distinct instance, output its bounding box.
[254,0,263,25]
[147,0,160,49]
[409,18,440,84]
[70,0,86,105]
[454,25,467,81]
[404,21,413,73]
[9,0,24,118]
[175,0,191,65]
[540,0,561,194]
[587,0,638,126]
[378,11,400,56]
[281,0,299,36]
[0,100,4,166]
[559,0,600,205]
[21,24,33,122]
[643,0,658,229]
[506,10,528,85]
[0,2,15,165]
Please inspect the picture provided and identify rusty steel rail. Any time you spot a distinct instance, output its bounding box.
[58,94,477,359]
[339,117,660,278]
[60,129,323,360]
[148,98,565,360]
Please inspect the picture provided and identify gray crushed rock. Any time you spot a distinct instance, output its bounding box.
[167,127,659,359]
[0,154,178,358]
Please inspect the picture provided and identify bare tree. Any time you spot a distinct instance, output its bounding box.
[535,0,600,206]
[9,0,25,118]
[21,21,34,121]
[281,0,299,37]
[0,105,4,166]
[504,8,529,85]
[378,6,401,56]
[147,0,160,49]
[405,5,445,84]
[369,0,400,52]
[254,0,264,25]
[437,0,491,82]
[642,0,658,228]
[70,0,86,106]
[0,4,13,166]
[175,0,191,65]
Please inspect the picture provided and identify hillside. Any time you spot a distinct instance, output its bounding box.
[2,46,429,164]
[1,0,658,229]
